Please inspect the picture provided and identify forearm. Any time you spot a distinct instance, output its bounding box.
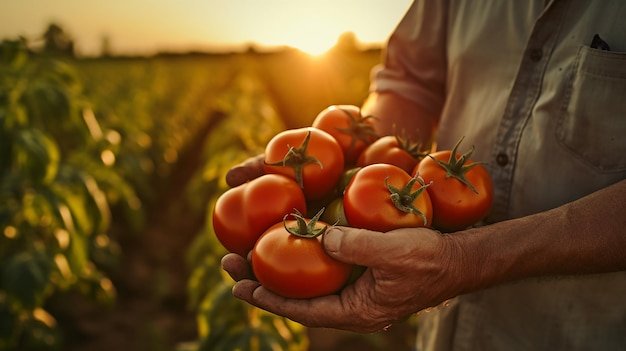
[450,179,626,294]
[361,92,438,147]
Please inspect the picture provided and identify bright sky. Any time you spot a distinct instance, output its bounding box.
[2,0,413,56]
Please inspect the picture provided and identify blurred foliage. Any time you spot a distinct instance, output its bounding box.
[0,38,119,350]
[181,70,309,351]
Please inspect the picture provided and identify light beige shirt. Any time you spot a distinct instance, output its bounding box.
[372,0,626,349]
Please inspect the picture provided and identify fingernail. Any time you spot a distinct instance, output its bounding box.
[324,227,342,253]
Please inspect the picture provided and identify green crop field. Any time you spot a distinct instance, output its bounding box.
[1,38,416,351]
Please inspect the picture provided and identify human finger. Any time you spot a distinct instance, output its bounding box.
[323,226,434,267]
[221,253,254,282]
[225,154,265,187]
[232,273,393,333]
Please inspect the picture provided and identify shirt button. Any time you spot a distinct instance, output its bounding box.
[496,153,509,166]
[529,47,543,62]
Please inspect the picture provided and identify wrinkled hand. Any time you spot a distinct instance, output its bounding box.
[221,226,462,333]
[225,154,265,188]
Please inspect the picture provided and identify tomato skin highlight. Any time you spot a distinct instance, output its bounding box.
[343,163,433,232]
[311,105,377,165]
[252,220,352,299]
[415,150,494,232]
[356,135,423,174]
[212,174,307,256]
[263,127,344,200]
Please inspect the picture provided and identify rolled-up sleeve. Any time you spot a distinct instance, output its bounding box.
[371,0,449,119]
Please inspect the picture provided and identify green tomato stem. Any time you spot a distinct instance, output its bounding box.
[334,108,379,157]
[265,131,323,189]
[284,208,327,238]
[385,175,431,226]
[429,136,483,194]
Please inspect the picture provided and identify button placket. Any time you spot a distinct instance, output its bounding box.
[487,0,570,222]
[496,153,509,166]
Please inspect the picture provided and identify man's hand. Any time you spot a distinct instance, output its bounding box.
[225,154,265,188]
[221,226,464,333]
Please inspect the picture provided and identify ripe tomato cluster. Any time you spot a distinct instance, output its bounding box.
[212,105,494,299]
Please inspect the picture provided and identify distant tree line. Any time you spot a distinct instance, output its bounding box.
[0,23,75,58]
[2,23,377,59]
[42,23,75,56]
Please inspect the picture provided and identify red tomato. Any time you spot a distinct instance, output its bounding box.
[343,163,433,232]
[212,174,307,256]
[311,105,378,164]
[252,211,352,299]
[357,135,428,174]
[264,127,344,200]
[414,138,493,232]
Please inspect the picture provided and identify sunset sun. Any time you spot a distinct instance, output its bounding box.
[290,38,335,56]
[280,20,347,56]
[287,33,337,56]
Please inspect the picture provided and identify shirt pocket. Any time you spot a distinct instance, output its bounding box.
[556,46,626,173]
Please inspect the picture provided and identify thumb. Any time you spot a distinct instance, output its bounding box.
[323,226,391,267]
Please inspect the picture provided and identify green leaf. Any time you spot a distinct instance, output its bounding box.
[13,128,60,183]
[67,153,143,232]
[43,174,105,236]
[1,250,53,309]
[38,187,76,235]
[55,165,111,235]
[66,228,89,278]
[36,187,88,276]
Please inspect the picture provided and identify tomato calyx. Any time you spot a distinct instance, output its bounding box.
[284,208,327,238]
[265,131,323,189]
[429,136,484,194]
[385,174,432,225]
[334,108,379,156]
[395,135,429,161]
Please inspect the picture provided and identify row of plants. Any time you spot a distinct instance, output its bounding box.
[1,38,126,350]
